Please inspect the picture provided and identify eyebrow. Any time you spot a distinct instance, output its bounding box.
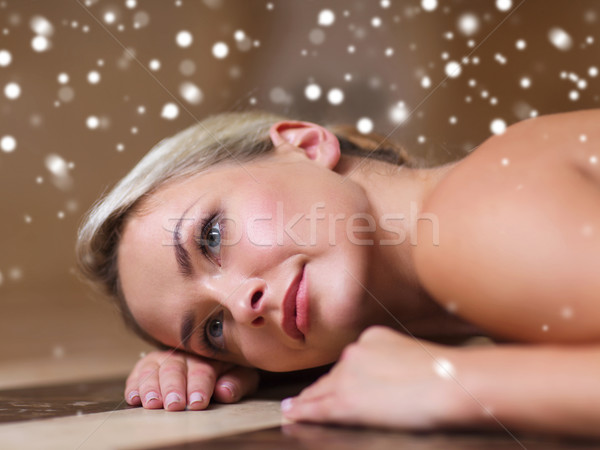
[172,196,206,279]
[173,212,194,278]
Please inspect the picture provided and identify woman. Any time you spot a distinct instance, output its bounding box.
[76,109,600,437]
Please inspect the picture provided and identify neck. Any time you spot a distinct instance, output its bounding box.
[337,156,477,340]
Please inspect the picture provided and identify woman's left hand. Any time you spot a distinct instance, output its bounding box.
[281,326,470,430]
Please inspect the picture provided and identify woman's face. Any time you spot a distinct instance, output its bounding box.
[118,136,382,371]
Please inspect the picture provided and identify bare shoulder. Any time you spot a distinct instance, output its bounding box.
[412,109,600,344]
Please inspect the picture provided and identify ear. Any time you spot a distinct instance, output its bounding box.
[269,121,341,169]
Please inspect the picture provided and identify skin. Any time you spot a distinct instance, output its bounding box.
[120,111,600,437]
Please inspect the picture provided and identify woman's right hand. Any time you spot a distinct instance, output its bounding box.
[124,350,260,411]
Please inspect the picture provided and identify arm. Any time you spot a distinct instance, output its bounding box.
[283,326,600,439]
[455,342,600,438]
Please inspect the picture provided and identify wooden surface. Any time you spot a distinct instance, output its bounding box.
[0,375,597,449]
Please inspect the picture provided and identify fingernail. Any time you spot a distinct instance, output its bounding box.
[165,392,181,408]
[144,391,160,404]
[128,391,140,403]
[281,397,294,412]
[220,382,236,400]
[189,391,204,406]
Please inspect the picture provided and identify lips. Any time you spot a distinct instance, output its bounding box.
[281,265,308,341]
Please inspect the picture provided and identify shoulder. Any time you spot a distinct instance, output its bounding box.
[412,110,600,344]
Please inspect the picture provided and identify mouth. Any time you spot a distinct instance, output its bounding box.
[281,265,309,341]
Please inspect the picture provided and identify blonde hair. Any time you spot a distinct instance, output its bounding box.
[75,110,414,349]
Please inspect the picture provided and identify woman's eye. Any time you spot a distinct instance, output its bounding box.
[196,213,222,263]
[205,311,225,351]
[208,317,223,338]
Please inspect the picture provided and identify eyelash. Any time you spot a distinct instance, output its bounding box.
[194,211,226,354]
[195,211,223,266]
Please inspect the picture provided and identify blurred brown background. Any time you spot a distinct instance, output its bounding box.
[1,0,598,387]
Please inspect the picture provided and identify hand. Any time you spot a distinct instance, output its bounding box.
[281,326,468,430]
[124,350,259,411]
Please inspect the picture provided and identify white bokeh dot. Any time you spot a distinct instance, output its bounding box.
[304,83,321,101]
[548,27,573,51]
[0,49,12,66]
[433,358,456,379]
[57,72,69,84]
[176,30,193,47]
[457,13,479,36]
[87,70,100,84]
[356,117,373,134]
[516,39,526,50]
[149,59,161,71]
[212,42,229,59]
[496,0,512,11]
[421,0,438,12]
[445,61,461,78]
[234,30,245,41]
[520,77,531,89]
[104,11,116,24]
[589,66,598,77]
[45,154,68,177]
[491,118,507,135]
[179,81,203,104]
[31,35,50,52]
[30,16,54,36]
[389,101,409,124]
[1,135,16,152]
[569,90,579,101]
[4,82,21,99]
[161,102,179,120]
[86,116,99,129]
[318,9,335,26]
[327,88,344,105]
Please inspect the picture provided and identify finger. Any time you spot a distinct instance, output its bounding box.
[281,394,339,423]
[158,357,189,411]
[124,370,142,406]
[212,366,260,403]
[136,361,164,409]
[184,357,223,410]
[124,352,163,406]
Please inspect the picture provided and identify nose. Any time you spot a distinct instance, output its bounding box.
[227,278,267,327]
